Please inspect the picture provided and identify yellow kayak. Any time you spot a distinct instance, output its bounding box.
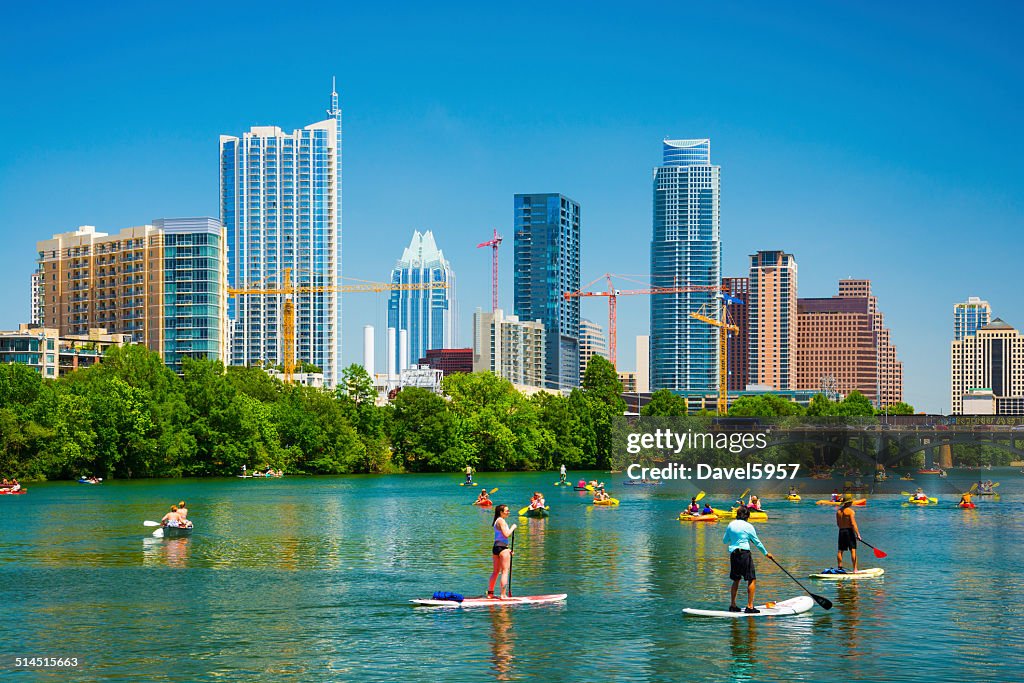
[816,499,867,506]
[906,497,935,505]
[713,507,768,521]
[678,513,718,522]
[786,494,801,502]
[593,498,619,506]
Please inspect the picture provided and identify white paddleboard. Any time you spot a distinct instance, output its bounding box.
[683,595,814,618]
[809,567,884,580]
[411,594,567,608]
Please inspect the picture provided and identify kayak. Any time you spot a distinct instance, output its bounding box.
[678,513,718,522]
[809,567,884,580]
[906,497,934,505]
[917,469,942,475]
[525,508,549,518]
[958,503,976,509]
[459,482,478,487]
[786,494,801,502]
[0,488,27,495]
[816,499,866,506]
[593,498,620,506]
[713,508,768,521]
[77,478,101,484]
[623,480,661,486]
[683,595,813,618]
[411,593,568,608]
[473,500,493,507]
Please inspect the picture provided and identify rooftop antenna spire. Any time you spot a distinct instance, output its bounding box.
[327,76,340,118]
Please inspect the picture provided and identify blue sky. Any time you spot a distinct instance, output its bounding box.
[1,1,1021,413]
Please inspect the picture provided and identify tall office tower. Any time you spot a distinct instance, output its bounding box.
[578,318,609,379]
[221,84,343,386]
[748,251,797,390]
[650,139,721,392]
[30,272,41,325]
[386,230,457,371]
[951,318,1024,415]
[954,296,992,341]
[722,277,749,392]
[36,220,228,372]
[514,193,580,390]
[796,279,902,407]
[472,308,546,389]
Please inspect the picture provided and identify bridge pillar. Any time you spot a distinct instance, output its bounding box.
[939,444,952,469]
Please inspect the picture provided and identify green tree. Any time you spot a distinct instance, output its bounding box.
[641,389,689,416]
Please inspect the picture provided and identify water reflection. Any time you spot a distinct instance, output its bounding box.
[488,605,515,681]
[729,619,758,682]
[141,537,191,568]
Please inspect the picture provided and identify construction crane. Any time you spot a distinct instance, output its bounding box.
[476,228,502,312]
[563,274,720,368]
[690,296,741,415]
[228,267,447,384]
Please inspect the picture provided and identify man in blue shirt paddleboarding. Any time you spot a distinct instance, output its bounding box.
[722,506,774,613]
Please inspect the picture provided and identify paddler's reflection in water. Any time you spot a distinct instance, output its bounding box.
[728,619,758,683]
[488,605,515,681]
[836,582,861,656]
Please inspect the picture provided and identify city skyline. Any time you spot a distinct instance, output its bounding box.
[2,3,1023,413]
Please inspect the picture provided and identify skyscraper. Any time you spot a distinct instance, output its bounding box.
[650,139,721,393]
[514,193,580,391]
[951,318,1024,415]
[472,308,546,389]
[748,251,797,390]
[387,230,457,370]
[722,277,749,391]
[954,296,992,341]
[578,318,608,379]
[220,84,343,386]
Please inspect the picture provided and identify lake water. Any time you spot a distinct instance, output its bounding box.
[2,471,1022,682]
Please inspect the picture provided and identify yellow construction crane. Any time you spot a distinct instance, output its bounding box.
[228,267,447,383]
[690,301,739,415]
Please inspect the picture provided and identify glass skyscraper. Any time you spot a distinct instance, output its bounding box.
[153,218,228,374]
[650,139,721,393]
[514,193,581,391]
[954,296,992,341]
[387,230,457,370]
[220,85,343,386]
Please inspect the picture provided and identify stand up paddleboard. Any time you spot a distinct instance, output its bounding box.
[683,595,813,618]
[411,594,567,608]
[809,568,884,580]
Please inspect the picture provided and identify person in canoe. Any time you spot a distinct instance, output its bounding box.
[723,506,774,613]
[559,464,567,483]
[475,489,492,506]
[177,500,189,521]
[464,465,474,485]
[160,505,184,528]
[487,505,517,599]
[528,492,546,510]
[687,497,700,515]
[836,494,862,573]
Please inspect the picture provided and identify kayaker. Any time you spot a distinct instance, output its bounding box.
[722,506,774,613]
[958,492,973,507]
[487,505,517,600]
[914,487,927,501]
[687,497,700,514]
[830,489,840,502]
[836,494,862,573]
[465,465,474,484]
[701,502,714,515]
[476,490,492,505]
[559,464,567,483]
[577,479,586,488]
[528,492,546,510]
[747,495,762,511]
[788,486,798,497]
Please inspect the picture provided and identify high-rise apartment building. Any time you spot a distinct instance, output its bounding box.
[30,272,42,325]
[749,251,797,390]
[954,296,992,341]
[221,85,343,386]
[579,318,608,380]
[472,308,545,389]
[796,279,902,407]
[387,230,457,371]
[951,318,1024,415]
[722,277,749,392]
[650,139,721,393]
[514,193,580,390]
[36,220,228,372]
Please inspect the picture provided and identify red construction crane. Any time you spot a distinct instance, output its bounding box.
[564,274,721,368]
[476,228,503,312]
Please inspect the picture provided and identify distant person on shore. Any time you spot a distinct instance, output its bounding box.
[465,465,474,484]
[836,494,862,572]
[723,506,774,613]
[487,505,516,599]
[559,464,567,483]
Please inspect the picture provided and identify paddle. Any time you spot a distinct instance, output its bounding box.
[858,538,888,559]
[767,555,833,610]
[695,491,706,502]
[518,505,550,515]
[507,531,515,598]
[143,520,161,527]
[471,488,500,504]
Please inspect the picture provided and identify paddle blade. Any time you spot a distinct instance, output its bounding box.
[518,506,529,516]
[143,520,160,527]
[695,491,706,502]
[900,491,911,496]
[811,593,833,610]
[490,487,499,493]
[152,528,164,538]
[739,488,751,501]
[873,547,888,559]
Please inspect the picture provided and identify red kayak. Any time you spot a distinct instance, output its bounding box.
[958,503,976,509]
[473,500,493,507]
[0,488,27,495]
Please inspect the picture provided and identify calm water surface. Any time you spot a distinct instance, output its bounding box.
[1,471,1022,682]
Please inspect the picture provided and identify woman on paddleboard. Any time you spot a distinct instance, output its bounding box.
[836,494,862,572]
[722,506,774,613]
[488,505,517,599]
